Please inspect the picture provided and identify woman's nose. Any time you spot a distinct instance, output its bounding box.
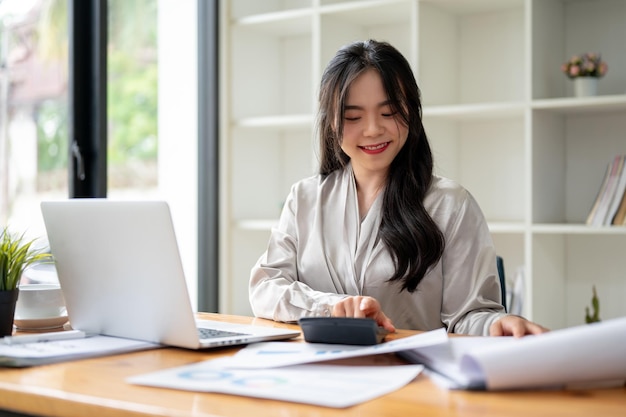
[363,116,383,136]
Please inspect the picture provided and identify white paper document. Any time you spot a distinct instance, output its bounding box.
[399,316,626,390]
[127,316,626,407]
[226,316,626,391]
[128,358,424,408]
[228,326,449,369]
[0,334,159,367]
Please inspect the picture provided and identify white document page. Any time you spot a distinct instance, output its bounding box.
[128,358,424,408]
[225,316,626,391]
[461,316,626,390]
[398,337,517,389]
[403,316,626,390]
[0,334,159,367]
[227,326,448,369]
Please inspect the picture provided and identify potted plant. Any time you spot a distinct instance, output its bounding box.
[561,53,608,97]
[0,228,50,336]
[585,285,601,324]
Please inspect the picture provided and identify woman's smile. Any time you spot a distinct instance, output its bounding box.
[359,141,390,154]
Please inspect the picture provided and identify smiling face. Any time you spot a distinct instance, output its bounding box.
[340,69,409,179]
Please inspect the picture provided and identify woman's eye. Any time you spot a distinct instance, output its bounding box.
[382,111,397,118]
[344,115,360,121]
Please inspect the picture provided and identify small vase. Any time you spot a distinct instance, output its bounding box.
[574,77,598,97]
[0,289,19,337]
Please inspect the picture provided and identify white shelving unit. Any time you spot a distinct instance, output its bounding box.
[219,0,626,330]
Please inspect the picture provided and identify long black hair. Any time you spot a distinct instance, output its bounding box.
[317,39,444,292]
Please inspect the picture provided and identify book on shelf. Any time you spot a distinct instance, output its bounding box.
[606,155,626,225]
[586,161,612,225]
[586,155,626,226]
[612,185,626,225]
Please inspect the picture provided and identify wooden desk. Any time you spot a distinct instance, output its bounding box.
[1,313,624,417]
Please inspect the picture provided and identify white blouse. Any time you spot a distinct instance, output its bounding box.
[249,164,506,336]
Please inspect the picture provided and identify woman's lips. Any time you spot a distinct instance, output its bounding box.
[360,142,390,154]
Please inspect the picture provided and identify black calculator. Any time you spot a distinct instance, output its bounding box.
[298,317,389,345]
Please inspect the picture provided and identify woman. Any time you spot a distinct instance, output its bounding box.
[249,40,547,337]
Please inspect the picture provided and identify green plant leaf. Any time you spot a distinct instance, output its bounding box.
[0,228,51,291]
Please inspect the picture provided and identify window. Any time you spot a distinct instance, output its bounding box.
[107,0,159,198]
[0,0,69,238]
[0,0,210,310]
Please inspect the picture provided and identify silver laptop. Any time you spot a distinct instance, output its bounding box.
[40,199,299,349]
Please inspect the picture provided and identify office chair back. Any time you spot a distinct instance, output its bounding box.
[496,256,507,312]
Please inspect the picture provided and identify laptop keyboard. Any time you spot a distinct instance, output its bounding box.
[197,327,249,340]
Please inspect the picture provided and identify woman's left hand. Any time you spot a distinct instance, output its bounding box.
[489,315,550,337]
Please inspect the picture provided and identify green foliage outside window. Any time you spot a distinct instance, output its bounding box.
[33,0,159,185]
[107,0,158,167]
[107,49,158,165]
[37,99,68,172]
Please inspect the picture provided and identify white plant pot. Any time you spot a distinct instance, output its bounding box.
[574,77,598,97]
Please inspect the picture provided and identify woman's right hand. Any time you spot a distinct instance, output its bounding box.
[332,295,396,333]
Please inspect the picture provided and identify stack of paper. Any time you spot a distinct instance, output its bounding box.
[127,331,447,407]
[129,359,424,408]
[1,333,159,367]
[399,316,626,390]
[129,316,626,405]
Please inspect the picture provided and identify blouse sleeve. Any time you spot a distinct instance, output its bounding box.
[437,188,507,335]
[249,183,347,323]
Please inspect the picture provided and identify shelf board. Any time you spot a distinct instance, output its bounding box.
[532,95,626,115]
[423,102,525,120]
[233,114,314,130]
[487,222,526,234]
[233,9,313,36]
[417,0,524,15]
[236,221,626,235]
[320,0,413,25]
[238,219,527,234]
[236,219,277,231]
[422,95,626,120]
[532,223,626,235]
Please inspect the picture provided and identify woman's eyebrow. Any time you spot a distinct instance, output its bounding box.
[343,100,393,110]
